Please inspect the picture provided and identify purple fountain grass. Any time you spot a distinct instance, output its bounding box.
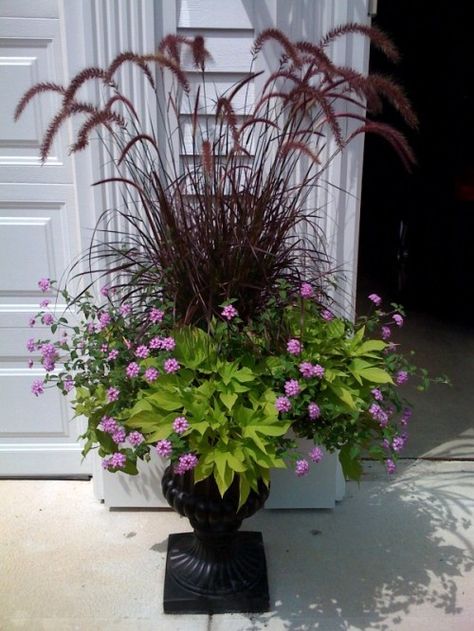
[15,26,416,327]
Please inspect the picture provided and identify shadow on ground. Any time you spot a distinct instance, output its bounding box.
[217,461,474,630]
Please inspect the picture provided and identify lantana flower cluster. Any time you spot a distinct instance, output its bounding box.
[26,279,191,473]
[28,277,446,483]
[268,283,423,477]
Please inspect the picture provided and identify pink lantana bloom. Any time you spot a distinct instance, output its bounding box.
[287,339,302,355]
[221,304,238,320]
[42,313,54,326]
[28,317,36,328]
[26,338,36,353]
[309,446,324,463]
[128,431,145,447]
[314,364,325,379]
[156,440,172,458]
[100,286,110,297]
[64,379,74,393]
[164,358,180,374]
[149,307,164,324]
[151,337,176,351]
[381,326,391,340]
[275,396,291,413]
[175,453,199,475]
[40,343,57,372]
[126,362,140,378]
[308,402,320,420]
[111,452,126,468]
[299,362,316,379]
[396,370,408,385]
[300,283,314,299]
[112,428,126,444]
[38,278,51,292]
[392,436,405,453]
[369,403,389,427]
[99,416,118,433]
[107,386,120,402]
[144,367,159,382]
[119,303,132,317]
[393,314,404,327]
[172,416,189,434]
[40,343,55,358]
[107,349,119,361]
[135,345,149,359]
[295,459,310,477]
[321,309,334,321]
[97,311,112,331]
[162,337,176,351]
[31,379,45,397]
[368,293,382,306]
[401,407,412,426]
[371,388,383,401]
[105,453,126,469]
[385,459,396,475]
[284,379,301,397]
[40,299,50,308]
[149,337,161,350]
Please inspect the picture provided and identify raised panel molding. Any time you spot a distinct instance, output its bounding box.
[0,38,63,166]
[0,367,70,438]
[0,443,89,478]
[0,1,59,19]
[0,201,70,297]
[0,17,73,183]
[178,0,254,30]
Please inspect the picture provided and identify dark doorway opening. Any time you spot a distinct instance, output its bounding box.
[358,2,474,324]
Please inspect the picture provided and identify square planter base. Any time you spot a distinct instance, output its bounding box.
[163,531,270,614]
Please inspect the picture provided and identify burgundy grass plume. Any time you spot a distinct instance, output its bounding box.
[15,25,416,326]
[14,82,65,121]
[319,22,400,63]
[253,28,302,68]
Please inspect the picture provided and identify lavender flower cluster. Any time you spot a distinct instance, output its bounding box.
[272,285,413,477]
[26,278,184,472]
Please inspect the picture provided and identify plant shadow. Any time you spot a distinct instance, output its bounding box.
[237,461,474,630]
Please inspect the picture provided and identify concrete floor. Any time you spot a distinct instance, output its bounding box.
[395,312,474,459]
[1,313,473,630]
[1,459,474,630]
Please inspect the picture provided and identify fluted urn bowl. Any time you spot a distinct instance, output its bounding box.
[161,465,270,614]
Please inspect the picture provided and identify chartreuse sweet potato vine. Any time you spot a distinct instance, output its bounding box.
[28,281,448,505]
[124,327,289,508]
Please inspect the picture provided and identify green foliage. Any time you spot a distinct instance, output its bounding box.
[31,279,446,494]
[125,327,289,506]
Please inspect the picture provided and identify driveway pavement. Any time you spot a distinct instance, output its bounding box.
[1,459,474,630]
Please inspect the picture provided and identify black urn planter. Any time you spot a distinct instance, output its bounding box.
[161,465,270,614]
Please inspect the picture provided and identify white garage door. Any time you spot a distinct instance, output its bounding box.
[0,0,90,476]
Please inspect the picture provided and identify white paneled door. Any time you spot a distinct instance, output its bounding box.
[0,0,369,499]
[0,1,90,476]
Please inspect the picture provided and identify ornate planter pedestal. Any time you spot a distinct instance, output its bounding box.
[161,466,270,614]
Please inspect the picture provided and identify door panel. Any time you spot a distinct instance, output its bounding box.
[0,3,89,475]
